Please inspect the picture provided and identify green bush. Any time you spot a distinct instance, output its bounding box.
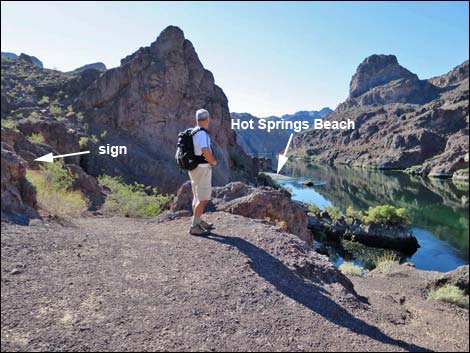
[26,163,88,217]
[308,203,320,214]
[79,136,89,149]
[363,205,410,225]
[50,104,62,116]
[40,161,75,192]
[324,205,342,220]
[98,175,172,218]
[428,285,469,308]
[28,133,45,144]
[346,206,365,220]
[339,262,363,276]
[38,96,49,105]
[1,119,18,130]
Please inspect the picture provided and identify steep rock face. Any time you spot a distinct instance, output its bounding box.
[78,26,255,193]
[294,55,469,176]
[339,54,439,110]
[349,54,417,98]
[1,146,39,224]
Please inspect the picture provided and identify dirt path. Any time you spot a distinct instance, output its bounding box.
[1,213,468,351]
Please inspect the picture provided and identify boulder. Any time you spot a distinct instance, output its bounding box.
[1,148,39,224]
[67,164,104,210]
[427,265,469,295]
[172,181,312,244]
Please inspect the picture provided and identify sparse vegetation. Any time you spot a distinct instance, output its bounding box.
[339,262,364,276]
[363,205,410,225]
[79,136,89,149]
[98,175,172,218]
[50,104,62,116]
[26,163,88,217]
[76,112,85,122]
[373,251,400,273]
[1,119,18,131]
[308,203,320,214]
[275,220,288,231]
[101,130,107,138]
[38,96,49,105]
[28,132,45,143]
[428,285,469,308]
[324,205,342,220]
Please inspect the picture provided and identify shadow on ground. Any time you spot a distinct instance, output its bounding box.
[203,233,431,352]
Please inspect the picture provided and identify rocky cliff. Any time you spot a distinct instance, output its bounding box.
[1,25,257,211]
[76,26,256,191]
[294,55,469,178]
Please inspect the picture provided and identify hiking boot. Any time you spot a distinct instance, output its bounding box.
[199,220,215,230]
[189,224,211,236]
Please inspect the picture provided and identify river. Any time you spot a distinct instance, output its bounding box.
[274,161,469,272]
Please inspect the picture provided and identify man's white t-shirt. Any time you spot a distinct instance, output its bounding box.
[192,128,212,166]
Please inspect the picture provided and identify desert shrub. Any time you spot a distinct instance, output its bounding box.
[373,251,400,273]
[308,203,320,214]
[39,161,75,191]
[50,104,62,116]
[324,205,342,220]
[76,112,85,122]
[275,220,288,231]
[101,130,107,138]
[28,133,45,144]
[1,119,18,130]
[346,206,365,220]
[339,262,363,276]
[363,205,411,225]
[79,136,89,149]
[26,163,88,216]
[98,175,172,218]
[38,96,49,105]
[428,285,469,308]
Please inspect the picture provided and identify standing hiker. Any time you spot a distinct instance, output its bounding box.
[175,109,217,235]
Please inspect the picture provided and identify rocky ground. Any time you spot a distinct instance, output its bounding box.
[1,213,468,352]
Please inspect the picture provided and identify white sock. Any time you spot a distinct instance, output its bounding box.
[192,216,201,227]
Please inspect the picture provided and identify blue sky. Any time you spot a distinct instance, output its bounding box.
[2,1,469,116]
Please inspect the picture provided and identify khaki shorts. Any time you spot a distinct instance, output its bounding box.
[189,164,212,204]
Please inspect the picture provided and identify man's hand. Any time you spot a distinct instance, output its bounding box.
[202,147,217,167]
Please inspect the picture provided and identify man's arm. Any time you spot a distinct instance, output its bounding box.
[202,147,217,167]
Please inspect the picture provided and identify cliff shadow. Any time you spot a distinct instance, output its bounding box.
[202,233,431,352]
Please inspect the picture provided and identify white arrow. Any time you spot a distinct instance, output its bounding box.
[35,151,90,163]
[277,133,293,174]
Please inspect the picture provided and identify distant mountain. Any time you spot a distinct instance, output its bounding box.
[232,108,332,155]
[1,52,43,68]
[293,54,469,178]
[71,62,107,73]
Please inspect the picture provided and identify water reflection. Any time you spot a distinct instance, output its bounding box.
[279,161,469,272]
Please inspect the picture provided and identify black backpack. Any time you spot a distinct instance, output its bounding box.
[175,127,207,170]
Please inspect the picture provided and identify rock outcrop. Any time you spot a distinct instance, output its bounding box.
[71,62,107,73]
[172,181,312,243]
[1,146,39,224]
[426,265,469,295]
[77,26,256,193]
[294,56,469,177]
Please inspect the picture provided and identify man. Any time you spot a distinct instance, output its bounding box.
[189,109,217,236]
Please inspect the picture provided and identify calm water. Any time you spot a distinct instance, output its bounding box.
[275,161,469,272]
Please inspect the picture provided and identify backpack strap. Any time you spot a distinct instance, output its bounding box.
[190,127,208,136]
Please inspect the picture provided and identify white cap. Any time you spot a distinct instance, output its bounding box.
[196,108,210,121]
